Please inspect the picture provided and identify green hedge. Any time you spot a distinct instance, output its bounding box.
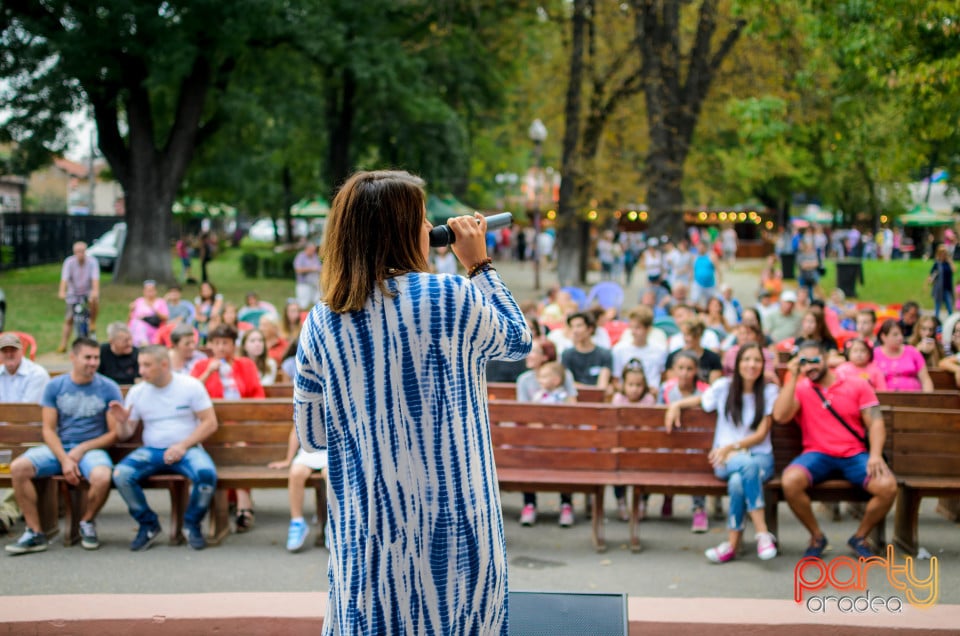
[262,252,296,279]
[240,252,260,278]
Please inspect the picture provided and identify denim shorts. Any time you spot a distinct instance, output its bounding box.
[788,451,870,489]
[22,444,113,479]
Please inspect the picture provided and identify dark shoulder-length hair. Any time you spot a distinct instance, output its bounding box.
[724,343,766,430]
[321,170,430,313]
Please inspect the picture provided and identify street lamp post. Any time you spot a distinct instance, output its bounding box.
[528,118,547,291]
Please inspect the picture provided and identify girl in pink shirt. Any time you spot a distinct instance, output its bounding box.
[836,338,887,391]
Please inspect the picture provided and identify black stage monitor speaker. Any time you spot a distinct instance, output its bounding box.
[508,591,628,636]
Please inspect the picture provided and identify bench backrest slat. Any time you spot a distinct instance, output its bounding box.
[488,401,615,428]
[486,382,607,403]
[877,391,960,409]
[491,428,618,450]
[890,407,960,478]
[0,403,43,424]
[494,448,619,471]
[264,384,293,398]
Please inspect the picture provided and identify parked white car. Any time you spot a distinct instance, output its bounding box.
[86,222,127,271]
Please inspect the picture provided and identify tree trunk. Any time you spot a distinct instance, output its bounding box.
[94,54,217,285]
[635,0,746,240]
[644,159,685,239]
[116,171,176,284]
[327,67,357,194]
[282,165,295,242]
[556,0,590,287]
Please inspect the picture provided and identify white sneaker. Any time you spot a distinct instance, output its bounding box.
[756,532,778,560]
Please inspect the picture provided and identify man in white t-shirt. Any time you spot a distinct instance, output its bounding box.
[109,345,218,551]
[613,305,667,389]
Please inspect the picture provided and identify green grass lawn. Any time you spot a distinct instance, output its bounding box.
[820,258,938,308]
[2,247,296,354]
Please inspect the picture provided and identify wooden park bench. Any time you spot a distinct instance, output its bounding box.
[488,400,618,552]
[486,382,607,403]
[0,399,326,548]
[616,406,727,552]
[264,383,293,399]
[889,406,960,556]
[877,390,960,409]
[0,403,196,546]
[201,399,326,546]
[0,404,67,541]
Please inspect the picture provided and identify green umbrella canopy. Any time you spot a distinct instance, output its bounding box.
[439,195,475,215]
[897,205,955,227]
[427,195,459,223]
[897,205,956,227]
[291,196,330,217]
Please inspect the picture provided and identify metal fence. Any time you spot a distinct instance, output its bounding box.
[0,213,121,270]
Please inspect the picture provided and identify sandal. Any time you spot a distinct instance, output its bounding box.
[235,509,255,533]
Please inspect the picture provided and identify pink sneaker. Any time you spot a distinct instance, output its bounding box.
[705,541,735,563]
[559,504,575,527]
[756,532,777,560]
[519,504,537,526]
[691,509,709,533]
[617,498,629,522]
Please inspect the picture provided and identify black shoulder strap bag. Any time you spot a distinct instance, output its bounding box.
[811,384,889,464]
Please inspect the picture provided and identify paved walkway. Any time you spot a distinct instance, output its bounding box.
[2,489,957,604]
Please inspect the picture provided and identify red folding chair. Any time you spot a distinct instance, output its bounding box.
[1,331,37,360]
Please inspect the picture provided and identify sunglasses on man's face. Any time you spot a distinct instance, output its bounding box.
[798,356,822,366]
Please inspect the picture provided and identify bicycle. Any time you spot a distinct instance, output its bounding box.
[72,295,90,339]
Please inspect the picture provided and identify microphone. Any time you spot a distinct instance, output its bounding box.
[429,212,513,248]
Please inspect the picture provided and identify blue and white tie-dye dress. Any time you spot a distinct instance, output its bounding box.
[294,268,532,635]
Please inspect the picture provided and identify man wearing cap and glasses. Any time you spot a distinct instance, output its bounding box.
[0,333,51,536]
[772,339,897,560]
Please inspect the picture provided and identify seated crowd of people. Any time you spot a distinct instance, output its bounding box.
[0,279,321,556]
[486,236,951,563]
[1,235,955,565]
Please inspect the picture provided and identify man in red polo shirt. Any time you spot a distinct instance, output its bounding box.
[772,339,897,559]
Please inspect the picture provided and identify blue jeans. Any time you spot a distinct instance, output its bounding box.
[113,447,217,527]
[713,451,774,531]
[934,290,954,321]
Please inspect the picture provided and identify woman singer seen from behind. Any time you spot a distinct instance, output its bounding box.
[294,170,532,635]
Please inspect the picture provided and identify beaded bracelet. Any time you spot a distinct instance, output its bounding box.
[467,257,494,278]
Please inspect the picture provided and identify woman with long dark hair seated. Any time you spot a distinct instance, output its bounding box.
[665,343,780,563]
